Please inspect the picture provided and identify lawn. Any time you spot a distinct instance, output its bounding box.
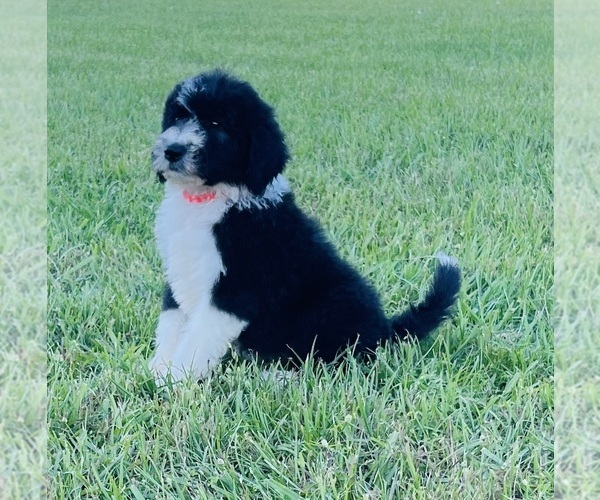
[48,0,553,498]
[0,0,47,497]
[554,0,600,497]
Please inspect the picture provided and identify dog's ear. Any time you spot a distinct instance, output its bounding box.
[246,118,289,196]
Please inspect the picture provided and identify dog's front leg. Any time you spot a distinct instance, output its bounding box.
[148,308,187,381]
[162,300,247,382]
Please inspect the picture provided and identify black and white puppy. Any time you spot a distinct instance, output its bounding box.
[149,69,460,382]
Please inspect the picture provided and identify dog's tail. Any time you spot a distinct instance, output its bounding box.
[391,253,461,341]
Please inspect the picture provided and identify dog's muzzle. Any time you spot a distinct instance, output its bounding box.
[152,119,206,181]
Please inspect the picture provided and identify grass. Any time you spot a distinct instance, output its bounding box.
[0,0,47,498]
[554,0,600,497]
[48,0,553,497]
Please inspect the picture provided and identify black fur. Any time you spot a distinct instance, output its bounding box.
[157,69,461,365]
[211,193,394,362]
[162,285,178,311]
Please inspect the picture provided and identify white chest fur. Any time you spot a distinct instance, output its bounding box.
[155,183,228,314]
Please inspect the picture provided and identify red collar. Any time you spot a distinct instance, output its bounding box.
[182,189,217,204]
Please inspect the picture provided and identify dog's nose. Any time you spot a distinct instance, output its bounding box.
[164,144,187,163]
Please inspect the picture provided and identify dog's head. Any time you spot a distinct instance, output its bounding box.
[152,70,289,196]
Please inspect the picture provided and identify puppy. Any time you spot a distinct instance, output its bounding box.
[148,69,460,382]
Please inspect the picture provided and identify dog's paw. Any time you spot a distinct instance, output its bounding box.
[148,356,179,385]
[149,355,212,384]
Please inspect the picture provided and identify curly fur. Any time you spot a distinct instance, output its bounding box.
[148,69,461,382]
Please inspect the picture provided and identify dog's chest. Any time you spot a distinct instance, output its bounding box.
[155,190,229,314]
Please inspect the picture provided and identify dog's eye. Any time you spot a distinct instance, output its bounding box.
[201,119,225,131]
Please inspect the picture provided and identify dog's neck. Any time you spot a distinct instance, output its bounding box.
[170,175,290,210]
[182,189,218,204]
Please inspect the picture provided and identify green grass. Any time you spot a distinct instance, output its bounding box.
[0,0,47,498]
[554,0,600,497]
[48,0,553,497]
